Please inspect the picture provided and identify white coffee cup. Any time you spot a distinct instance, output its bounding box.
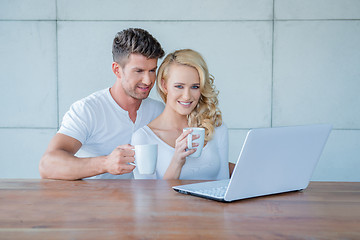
[183,127,205,158]
[132,144,158,174]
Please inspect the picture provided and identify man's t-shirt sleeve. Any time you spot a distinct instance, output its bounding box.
[58,101,91,144]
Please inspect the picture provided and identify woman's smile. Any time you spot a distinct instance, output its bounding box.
[178,101,193,107]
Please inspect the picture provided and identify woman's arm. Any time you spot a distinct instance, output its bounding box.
[229,162,235,177]
[163,130,197,179]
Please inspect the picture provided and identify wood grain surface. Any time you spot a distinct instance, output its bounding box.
[0,180,359,239]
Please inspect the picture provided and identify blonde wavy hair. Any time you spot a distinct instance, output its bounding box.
[156,49,222,142]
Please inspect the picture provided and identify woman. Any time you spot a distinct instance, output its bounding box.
[131,49,233,179]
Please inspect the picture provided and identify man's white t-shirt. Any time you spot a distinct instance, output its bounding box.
[131,124,229,180]
[58,88,164,179]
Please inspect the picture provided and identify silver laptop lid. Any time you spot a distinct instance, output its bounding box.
[224,124,332,201]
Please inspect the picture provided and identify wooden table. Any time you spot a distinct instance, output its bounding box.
[0,180,359,239]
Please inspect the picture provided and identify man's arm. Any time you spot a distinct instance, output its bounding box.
[39,133,135,180]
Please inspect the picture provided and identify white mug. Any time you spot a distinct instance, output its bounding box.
[183,127,205,158]
[132,144,158,174]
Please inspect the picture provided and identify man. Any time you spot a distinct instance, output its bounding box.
[39,28,165,180]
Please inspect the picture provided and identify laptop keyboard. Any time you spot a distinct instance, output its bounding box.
[196,185,228,198]
[174,179,230,199]
[182,179,230,198]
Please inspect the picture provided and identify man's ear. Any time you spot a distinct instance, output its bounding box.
[112,62,122,78]
[161,78,167,93]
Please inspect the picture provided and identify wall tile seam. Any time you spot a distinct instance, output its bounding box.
[0,128,359,131]
[2,19,360,22]
[55,1,60,129]
[0,19,56,22]
[228,128,360,131]
[274,19,360,21]
[0,127,58,130]
[1,19,273,22]
[55,19,274,22]
[270,0,275,128]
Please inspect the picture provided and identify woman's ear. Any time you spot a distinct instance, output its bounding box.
[161,78,168,93]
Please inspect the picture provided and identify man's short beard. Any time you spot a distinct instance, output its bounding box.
[123,84,150,100]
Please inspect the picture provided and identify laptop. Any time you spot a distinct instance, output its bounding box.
[173,124,332,202]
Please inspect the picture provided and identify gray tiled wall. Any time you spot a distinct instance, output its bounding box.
[0,0,359,180]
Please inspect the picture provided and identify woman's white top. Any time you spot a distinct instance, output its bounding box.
[131,124,229,180]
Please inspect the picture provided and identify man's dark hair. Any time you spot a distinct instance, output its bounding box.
[112,28,165,67]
